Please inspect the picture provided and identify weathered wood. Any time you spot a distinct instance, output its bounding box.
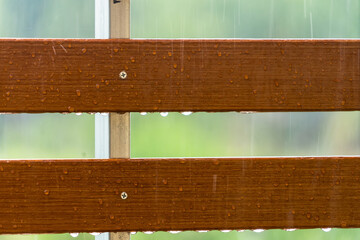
[0,157,359,233]
[0,39,359,113]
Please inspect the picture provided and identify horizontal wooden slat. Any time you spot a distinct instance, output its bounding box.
[0,39,359,113]
[0,157,360,233]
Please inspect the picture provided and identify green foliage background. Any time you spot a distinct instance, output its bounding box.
[0,0,359,239]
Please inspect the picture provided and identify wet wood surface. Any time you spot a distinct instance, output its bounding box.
[0,157,359,233]
[0,39,359,113]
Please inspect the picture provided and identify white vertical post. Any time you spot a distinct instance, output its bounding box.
[95,0,110,160]
[95,1,131,240]
[95,2,110,240]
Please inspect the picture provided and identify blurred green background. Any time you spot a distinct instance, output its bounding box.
[0,0,360,239]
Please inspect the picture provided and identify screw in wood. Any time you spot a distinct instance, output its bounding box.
[121,192,128,200]
[119,71,127,80]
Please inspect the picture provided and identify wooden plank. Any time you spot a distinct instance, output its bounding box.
[0,157,359,233]
[0,39,359,113]
[109,0,131,239]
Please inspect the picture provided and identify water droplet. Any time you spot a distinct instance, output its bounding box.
[244,75,249,80]
[109,215,115,220]
[76,113,82,116]
[143,231,153,234]
[43,190,50,195]
[67,106,75,112]
[237,230,245,233]
[221,230,232,233]
[140,112,147,116]
[70,233,79,237]
[114,48,119,53]
[168,52,172,57]
[253,229,264,233]
[160,112,168,117]
[322,228,332,232]
[82,48,87,54]
[181,112,192,116]
[285,229,296,232]
[169,231,181,234]
[89,233,101,236]
[240,111,254,114]
[218,52,222,57]
[130,232,137,235]
[197,230,208,233]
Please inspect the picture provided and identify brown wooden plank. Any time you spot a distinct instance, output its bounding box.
[0,39,359,113]
[0,157,360,233]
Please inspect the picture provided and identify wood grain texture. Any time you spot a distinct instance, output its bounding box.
[0,157,360,233]
[110,113,130,158]
[109,0,131,239]
[0,39,359,113]
[109,0,131,160]
[110,0,130,39]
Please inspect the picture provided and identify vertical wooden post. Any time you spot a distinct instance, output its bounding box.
[110,0,130,38]
[109,1,131,240]
[95,0,130,240]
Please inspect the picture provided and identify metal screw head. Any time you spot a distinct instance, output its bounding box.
[121,192,128,200]
[119,71,127,80]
